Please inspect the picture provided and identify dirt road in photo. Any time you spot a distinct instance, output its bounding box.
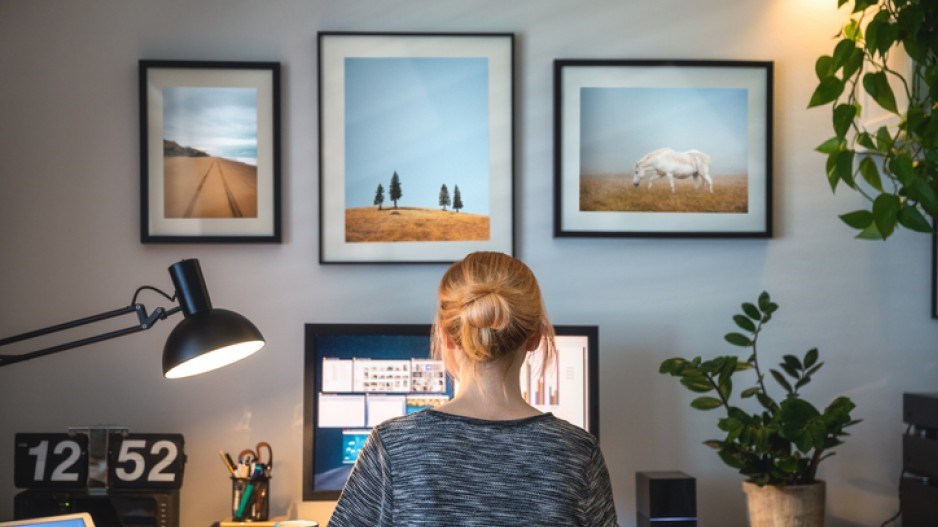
[164,157,258,218]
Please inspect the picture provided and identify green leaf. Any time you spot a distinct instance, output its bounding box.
[898,205,933,233]
[872,193,901,239]
[825,150,856,191]
[875,126,894,152]
[855,222,884,240]
[875,22,899,57]
[725,332,753,347]
[781,363,800,379]
[844,18,862,40]
[908,179,938,217]
[691,396,723,410]
[815,55,835,80]
[758,291,771,311]
[757,393,778,412]
[897,5,924,38]
[804,348,819,369]
[741,387,761,398]
[833,104,857,139]
[659,358,688,375]
[734,314,756,332]
[809,76,845,108]
[839,209,874,229]
[771,369,794,394]
[742,302,761,320]
[783,354,803,371]
[816,136,845,154]
[858,156,883,191]
[856,131,875,150]
[889,154,915,187]
[852,0,875,13]
[863,71,899,114]
[703,440,723,449]
[680,377,714,393]
[842,47,865,80]
[864,17,883,53]
[832,39,855,69]
[805,363,824,377]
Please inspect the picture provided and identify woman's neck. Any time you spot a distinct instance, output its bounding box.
[435,351,542,420]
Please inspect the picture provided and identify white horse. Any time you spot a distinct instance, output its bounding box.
[632,148,713,193]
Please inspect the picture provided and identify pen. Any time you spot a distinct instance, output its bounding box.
[235,463,267,520]
[219,450,236,476]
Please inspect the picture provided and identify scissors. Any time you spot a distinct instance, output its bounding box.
[238,441,273,471]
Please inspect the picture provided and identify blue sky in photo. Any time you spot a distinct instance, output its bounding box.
[344,57,489,214]
[163,86,258,166]
[580,87,748,177]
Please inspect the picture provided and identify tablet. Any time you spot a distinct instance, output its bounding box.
[0,513,95,527]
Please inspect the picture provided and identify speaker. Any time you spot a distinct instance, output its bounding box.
[903,393,938,430]
[636,471,697,527]
[901,476,938,527]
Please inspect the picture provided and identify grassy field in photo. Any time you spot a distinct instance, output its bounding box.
[580,174,749,213]
[345,206,490,242]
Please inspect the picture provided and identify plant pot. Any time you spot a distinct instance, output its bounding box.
[742,480,825,527]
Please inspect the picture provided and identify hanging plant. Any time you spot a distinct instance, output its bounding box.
[808,0,938,239]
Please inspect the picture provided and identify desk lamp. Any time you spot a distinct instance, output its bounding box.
[0,258,264,378]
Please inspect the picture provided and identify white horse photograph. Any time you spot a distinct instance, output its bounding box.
[633,148,713,193]
[578,85,750,213]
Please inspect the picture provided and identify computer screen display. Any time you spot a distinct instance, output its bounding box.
[302,323,599,500]
[0,513,95,527]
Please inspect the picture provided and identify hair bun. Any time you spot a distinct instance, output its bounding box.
[462,286,511,331]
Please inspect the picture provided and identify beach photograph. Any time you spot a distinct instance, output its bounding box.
[162,86,259,219]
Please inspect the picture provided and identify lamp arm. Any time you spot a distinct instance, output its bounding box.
[0,303,181,368]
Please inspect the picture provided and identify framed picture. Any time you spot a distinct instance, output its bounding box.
[318,32,514,263]
[554,60,773,237]
[139,60,281,243]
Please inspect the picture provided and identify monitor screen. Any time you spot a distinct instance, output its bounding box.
[0,513,95,527]
[302,323,599,500]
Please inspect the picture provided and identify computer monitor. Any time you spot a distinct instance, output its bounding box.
[301,323,599,500]
[0,513,95,527]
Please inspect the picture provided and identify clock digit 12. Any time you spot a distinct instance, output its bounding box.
[14,433,90,489]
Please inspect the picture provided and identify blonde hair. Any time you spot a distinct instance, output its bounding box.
[431,252,556,380]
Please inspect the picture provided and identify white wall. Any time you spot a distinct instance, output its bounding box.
[2,1,936,526]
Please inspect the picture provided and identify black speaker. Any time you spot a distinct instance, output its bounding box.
[636,471,697,527]
[901,476,938,527]
[904,393,938,430]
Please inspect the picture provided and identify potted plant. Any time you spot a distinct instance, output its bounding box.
[659,292,860,526]
[807,0,937,240]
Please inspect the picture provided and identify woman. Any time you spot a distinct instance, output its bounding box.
[329,252,618,526]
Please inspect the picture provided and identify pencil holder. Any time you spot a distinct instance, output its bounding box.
[231,475,270,521]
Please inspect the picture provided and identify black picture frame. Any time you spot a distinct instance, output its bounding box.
[318,32,515,263]
[554,60,773,238]
[139,60,281,243]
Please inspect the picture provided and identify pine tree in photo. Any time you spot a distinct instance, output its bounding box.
[439,184,451,211]
[389,171,402,209]
[373,183,385,210]
[453,185,463,213]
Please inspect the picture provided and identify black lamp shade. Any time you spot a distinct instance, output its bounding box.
[162,308,264,379]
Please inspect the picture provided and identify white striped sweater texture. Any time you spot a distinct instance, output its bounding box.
[329,410,619,526]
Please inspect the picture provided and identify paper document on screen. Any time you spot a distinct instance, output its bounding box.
[322,358,354,392]
[318,394,366,427]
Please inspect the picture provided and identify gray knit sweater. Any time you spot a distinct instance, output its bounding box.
[328,409,619,527]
